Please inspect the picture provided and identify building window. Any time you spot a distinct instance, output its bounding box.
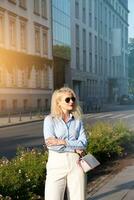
[95,55,97,73]
[112,14,115,28]
[0,12,4,45]
[35,26,40,53]
[75,0,79,19]
[89,53,92,73]
[76,47,80,69]
[42,0,47,18]
[19,0,27,9]
[83,50,86,71]
[105,24,107,37]
[20,20,27,50]
[37,99,42,110]
[22,71,25,87]
[89,12,92,27]
[75,24,79,46]
[83,29,86,49]
[125,12,127,21]
[44,67,49,89]
[95,36,97,54]
[1,100,6,111]
[89,0,92,12]
[100,2,102,20]
[109,11,111,28]
[42,30,48,55]
[94,17,97,31]
[82,8,86,24]
[8,0,16,4]
[9,16,16,47]
[36,69,41,88]
[104,58,107,76]
[82,0,86,23]
[34,0,40,15]
[45,98,48,110]
[23,99,28,110]
[13,99,17,111]
[101,56,103,74]
[89,32,92,52]
[104,41,107,58]
[73,80,81,100]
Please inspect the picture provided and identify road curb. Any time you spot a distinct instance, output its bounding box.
[0,119,44,129]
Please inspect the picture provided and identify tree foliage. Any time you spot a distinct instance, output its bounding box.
[128,38,134,94]
[53,45,71,60]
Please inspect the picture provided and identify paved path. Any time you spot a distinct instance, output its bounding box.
[0,115,44,128]
[87,165,134,200]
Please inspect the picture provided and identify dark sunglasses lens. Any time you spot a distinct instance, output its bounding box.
[71,97,76,102]
[65,98,70,103]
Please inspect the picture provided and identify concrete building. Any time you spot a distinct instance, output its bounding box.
[52,0,129,110]
[0,0,129,113]
[71,0,129,107]
[0,0,53,113]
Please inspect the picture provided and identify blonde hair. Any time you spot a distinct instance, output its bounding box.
[50,87,82,119]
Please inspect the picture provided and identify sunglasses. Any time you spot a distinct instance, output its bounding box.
[65,97,76,103]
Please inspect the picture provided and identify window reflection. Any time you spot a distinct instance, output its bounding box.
[52,0,71,59]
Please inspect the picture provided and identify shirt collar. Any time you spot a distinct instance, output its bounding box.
[67,113,74,121]
[59,113,74,122]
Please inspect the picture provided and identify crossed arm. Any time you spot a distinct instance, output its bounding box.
[45,137,85,156]
[45,137,66,146]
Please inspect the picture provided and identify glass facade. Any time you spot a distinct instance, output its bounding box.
[52,0,71,59]
[119,0,128,9]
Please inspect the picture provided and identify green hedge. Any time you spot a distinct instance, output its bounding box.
[0,148,48,200]
[86,121,134,161]
[0,121,134,199]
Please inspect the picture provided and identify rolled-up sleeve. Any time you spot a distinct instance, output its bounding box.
[65,121,87,150]
[43,115,55,139]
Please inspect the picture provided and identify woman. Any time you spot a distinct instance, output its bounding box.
[43,87,87,200]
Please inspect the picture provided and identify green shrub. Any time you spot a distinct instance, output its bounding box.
[113,121,134,151]
[86,121,134,161]
[0,148,48,200]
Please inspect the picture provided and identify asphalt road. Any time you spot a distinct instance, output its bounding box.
[0,121,44,158]
[84,108,134,130]
[0,106,134,159]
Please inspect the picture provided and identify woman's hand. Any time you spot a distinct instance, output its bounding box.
[75,149,85,157]
[45,137,66,146]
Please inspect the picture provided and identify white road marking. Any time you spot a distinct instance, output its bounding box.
[84,113,101,118]
[109,114,126,119]
[84,112,134,120]
[94,113,113,119]
[120,114,134,119]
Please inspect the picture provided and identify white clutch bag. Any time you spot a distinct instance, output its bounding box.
[79,153,100,173]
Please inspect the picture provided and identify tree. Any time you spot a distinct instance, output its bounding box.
[128,38,134,94]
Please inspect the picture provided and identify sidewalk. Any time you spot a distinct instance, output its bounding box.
[87,163,134,200]
[0,114,44,128]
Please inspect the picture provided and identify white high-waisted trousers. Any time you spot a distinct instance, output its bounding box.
[45,151,86,200]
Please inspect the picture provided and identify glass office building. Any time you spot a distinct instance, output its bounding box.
[52,0,71,89]
[52,0,128,106]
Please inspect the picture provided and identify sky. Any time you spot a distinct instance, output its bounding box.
[128,0,134,39]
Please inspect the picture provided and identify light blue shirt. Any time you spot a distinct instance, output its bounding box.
[43,115,87,153]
